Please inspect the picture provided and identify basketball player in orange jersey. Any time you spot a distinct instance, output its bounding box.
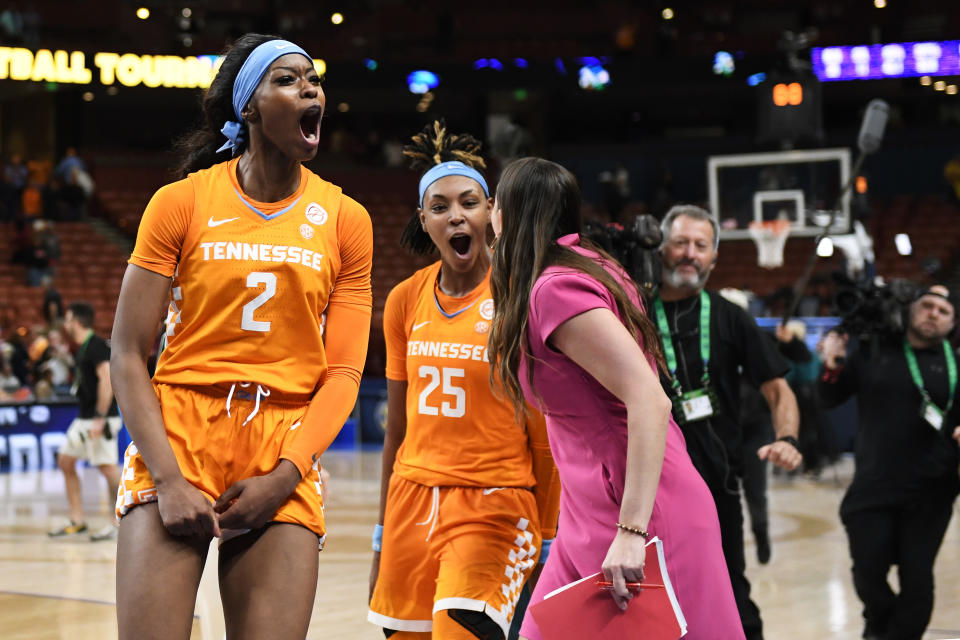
[367,121,561,640]
[109,34,372,640]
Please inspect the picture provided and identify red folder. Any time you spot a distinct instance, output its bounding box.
[529,537,687,639]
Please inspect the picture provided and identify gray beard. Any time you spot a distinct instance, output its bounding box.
[662,265,709,290]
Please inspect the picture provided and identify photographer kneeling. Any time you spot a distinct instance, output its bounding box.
[819,284,960,640]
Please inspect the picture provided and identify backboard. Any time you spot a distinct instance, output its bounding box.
[708,148,851,240]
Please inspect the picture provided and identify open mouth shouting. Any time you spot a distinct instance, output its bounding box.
[299,105,322,146]
[450,233,473,259]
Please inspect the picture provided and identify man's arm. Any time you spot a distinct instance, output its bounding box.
[89,360,113,438]
[757,377,802,471]
[729,303,801,470]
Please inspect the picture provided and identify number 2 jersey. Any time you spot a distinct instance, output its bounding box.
[128,157,373,475]
[384,262,560,529]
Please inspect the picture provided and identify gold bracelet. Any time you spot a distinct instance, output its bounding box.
[616,522,649,538]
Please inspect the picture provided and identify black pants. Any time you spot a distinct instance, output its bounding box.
[741,457,768,548]
[741,420,772,544]
[842,497,954,640]
[712,483,763,640]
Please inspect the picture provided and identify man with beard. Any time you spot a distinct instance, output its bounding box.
[819,286,960,640]
[653,205,802,640]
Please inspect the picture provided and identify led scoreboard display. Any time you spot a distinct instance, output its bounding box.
[812,40,960,81]
[757,76,822,143]
[771,82,804,106]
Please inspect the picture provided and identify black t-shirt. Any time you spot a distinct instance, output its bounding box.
[818,338,960,515]
[75,333,118,419]
[658,291,789,489]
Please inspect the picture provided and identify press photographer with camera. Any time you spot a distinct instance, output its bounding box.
[819,284,960,640]
[654,205,802,640]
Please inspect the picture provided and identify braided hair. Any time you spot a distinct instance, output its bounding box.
[400,120,487,254]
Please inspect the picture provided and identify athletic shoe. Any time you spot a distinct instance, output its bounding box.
[756,534,771,565]
[48,520,88,537]
[90,525,118,542]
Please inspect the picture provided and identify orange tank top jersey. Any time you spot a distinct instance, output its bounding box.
[384,262,537,488]
[129,158,373,398]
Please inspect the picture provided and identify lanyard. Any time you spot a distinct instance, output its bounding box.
[74,333,93,382]
[654,290,710,396]
[903,339,957,414]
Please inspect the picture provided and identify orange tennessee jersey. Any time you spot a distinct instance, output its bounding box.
[384,262,538,488]
[129,157,372,399]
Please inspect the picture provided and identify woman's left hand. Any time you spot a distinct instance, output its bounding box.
[601,529,647,611]
[214,460,301,530]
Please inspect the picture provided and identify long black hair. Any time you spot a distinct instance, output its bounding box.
[399,120,487,254]
[173,33,281,179]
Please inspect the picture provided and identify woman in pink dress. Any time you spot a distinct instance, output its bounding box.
[488,157,744,640]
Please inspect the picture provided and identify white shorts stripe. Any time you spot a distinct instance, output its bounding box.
[367,609,432,632]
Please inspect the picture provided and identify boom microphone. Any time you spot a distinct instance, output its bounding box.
[785,97,891,322]
[857,99,889,154]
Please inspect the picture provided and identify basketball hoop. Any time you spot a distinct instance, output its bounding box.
[748,220,791,269]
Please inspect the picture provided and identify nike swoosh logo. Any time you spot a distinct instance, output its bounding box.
[482,487,505,495]
[208,216,240,227]
[289,421,302,431]
[275,43,294,49]
[412,321,431,332]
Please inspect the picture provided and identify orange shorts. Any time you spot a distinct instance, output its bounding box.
[368,475,542,637]
[116,383,325,544]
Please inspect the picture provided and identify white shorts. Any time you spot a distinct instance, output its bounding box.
[60,417,122,467]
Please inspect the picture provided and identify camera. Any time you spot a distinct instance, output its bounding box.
[832,272,918,339]
[583,214,663,296]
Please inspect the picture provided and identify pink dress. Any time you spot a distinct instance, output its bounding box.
[518,235,744,640]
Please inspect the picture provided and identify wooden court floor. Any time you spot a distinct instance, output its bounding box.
[1,451,958,639]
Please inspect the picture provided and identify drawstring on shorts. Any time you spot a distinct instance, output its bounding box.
[416,485,440,542]
[225,382,272,426]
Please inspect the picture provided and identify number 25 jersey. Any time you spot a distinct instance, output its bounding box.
[384,263,537,488]
[129,157,373,397]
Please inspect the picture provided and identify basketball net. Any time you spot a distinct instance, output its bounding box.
[748,220,791,269]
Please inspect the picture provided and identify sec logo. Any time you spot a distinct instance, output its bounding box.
[478,298,495,321]
[474,321,489,334]
[299,224,314,239]
[305,202,328,225]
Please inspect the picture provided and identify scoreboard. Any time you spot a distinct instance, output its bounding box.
[757,75,822,144]
[813,40,960,81]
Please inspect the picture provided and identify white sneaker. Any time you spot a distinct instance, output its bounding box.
[90,524,118,542]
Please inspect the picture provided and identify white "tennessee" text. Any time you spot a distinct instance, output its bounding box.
[199,241,324,272]
[407,340,488,362]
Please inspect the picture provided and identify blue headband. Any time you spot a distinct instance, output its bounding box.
[217,39,312,155]
[418,161,489,206]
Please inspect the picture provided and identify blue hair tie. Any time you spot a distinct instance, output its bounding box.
[218,121,246,153]
[217,39,312,155]
[418,161,489,207]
